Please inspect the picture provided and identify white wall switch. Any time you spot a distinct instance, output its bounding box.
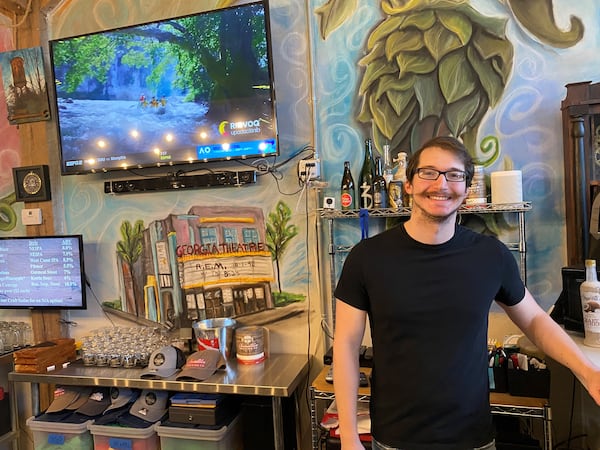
[21,208,43,226]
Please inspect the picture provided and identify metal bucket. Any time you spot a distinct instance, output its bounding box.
[192,318,237,360]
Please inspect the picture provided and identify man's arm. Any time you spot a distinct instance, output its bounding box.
[500,288,600,404]
[333,299,367,450]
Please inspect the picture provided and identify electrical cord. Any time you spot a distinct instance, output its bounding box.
[321,318,334,341]
[303,182,313,444]
[85,274,116,327]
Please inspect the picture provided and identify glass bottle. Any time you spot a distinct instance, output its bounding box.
[340,161,356,210]
[373,156,388,208]
[388,152,407,209]
[581,259,600,347]
[466,164,487,205]
[382,144,394,186]
[359,139,375,209]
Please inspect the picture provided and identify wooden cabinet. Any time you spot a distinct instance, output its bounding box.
[561,81,600,265]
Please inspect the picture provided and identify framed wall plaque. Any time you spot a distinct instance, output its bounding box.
[13,164,51,202]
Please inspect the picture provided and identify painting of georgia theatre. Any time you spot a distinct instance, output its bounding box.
[111,205,277,330]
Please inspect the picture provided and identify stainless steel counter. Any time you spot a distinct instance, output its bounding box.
[9,353,309,450]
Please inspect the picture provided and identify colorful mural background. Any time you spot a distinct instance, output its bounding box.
[0,17,24,239]
[1,0,599,355]
[312,0,599,312]
[0,46,50,125]
[49,0,319,354]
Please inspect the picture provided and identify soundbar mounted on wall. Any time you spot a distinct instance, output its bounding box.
[104,170,257,194]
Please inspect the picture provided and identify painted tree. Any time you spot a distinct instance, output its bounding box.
[116,219,145,316]
[266,201,298,293]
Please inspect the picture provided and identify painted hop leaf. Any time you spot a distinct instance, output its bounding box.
[315,0,359,40]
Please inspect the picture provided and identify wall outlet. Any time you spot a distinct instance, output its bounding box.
[298,158,320,181]
[22,208,42,225]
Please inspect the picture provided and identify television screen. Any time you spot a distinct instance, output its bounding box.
[49,0,278,175]
[0,235,86,309]
[551,266,592,333]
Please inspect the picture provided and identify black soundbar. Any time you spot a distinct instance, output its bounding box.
[104,170,257,194]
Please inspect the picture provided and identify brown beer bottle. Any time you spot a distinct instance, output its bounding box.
[340,161,356,210]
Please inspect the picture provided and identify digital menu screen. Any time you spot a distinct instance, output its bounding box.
[0,235,86,309]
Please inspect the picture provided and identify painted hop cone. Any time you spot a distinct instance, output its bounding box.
[357,0,513,154]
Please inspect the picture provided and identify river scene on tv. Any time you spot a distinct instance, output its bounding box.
[50,2,275,173]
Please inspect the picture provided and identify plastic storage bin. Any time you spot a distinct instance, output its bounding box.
[155,414,242,450]
[26,416,94,450]
[88,422,159,450]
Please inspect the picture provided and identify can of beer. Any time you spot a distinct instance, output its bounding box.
[235,326,267,364]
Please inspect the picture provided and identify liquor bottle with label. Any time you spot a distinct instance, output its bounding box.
[340,161,356,210]
[373,156,388,208]
[359,139,375,209]
[388,151,407,209]
[382,144,394,186]
[466,164,487,205]
[581,259,600,347]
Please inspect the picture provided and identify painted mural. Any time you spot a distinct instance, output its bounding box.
[0,17,23,237]
[105,202,304,331]
[0,0,597,353]
[312,0,599,311]
[47,0,316,354]
[0,46,50,125]
[316,0,582,155]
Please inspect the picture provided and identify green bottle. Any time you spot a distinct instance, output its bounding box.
[359,139,375,209]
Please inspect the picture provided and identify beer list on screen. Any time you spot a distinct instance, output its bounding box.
[0,236,84,308]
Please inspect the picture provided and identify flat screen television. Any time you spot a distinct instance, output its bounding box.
[0,235,86,309]
[48,0,278,175]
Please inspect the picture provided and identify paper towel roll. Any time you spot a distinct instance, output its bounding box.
[491,170,522,204]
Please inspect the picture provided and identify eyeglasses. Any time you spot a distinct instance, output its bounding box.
[416,168,466,182]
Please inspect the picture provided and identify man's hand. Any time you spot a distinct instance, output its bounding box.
[580,366,600,405]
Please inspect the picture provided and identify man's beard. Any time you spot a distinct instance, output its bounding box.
[410,193,463,224]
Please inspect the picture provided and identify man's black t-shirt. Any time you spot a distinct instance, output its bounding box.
[334,223,525,450]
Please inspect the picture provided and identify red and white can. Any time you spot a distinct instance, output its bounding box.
[235,326,268,364]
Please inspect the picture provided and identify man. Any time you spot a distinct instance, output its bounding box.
[333,136,600,450]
